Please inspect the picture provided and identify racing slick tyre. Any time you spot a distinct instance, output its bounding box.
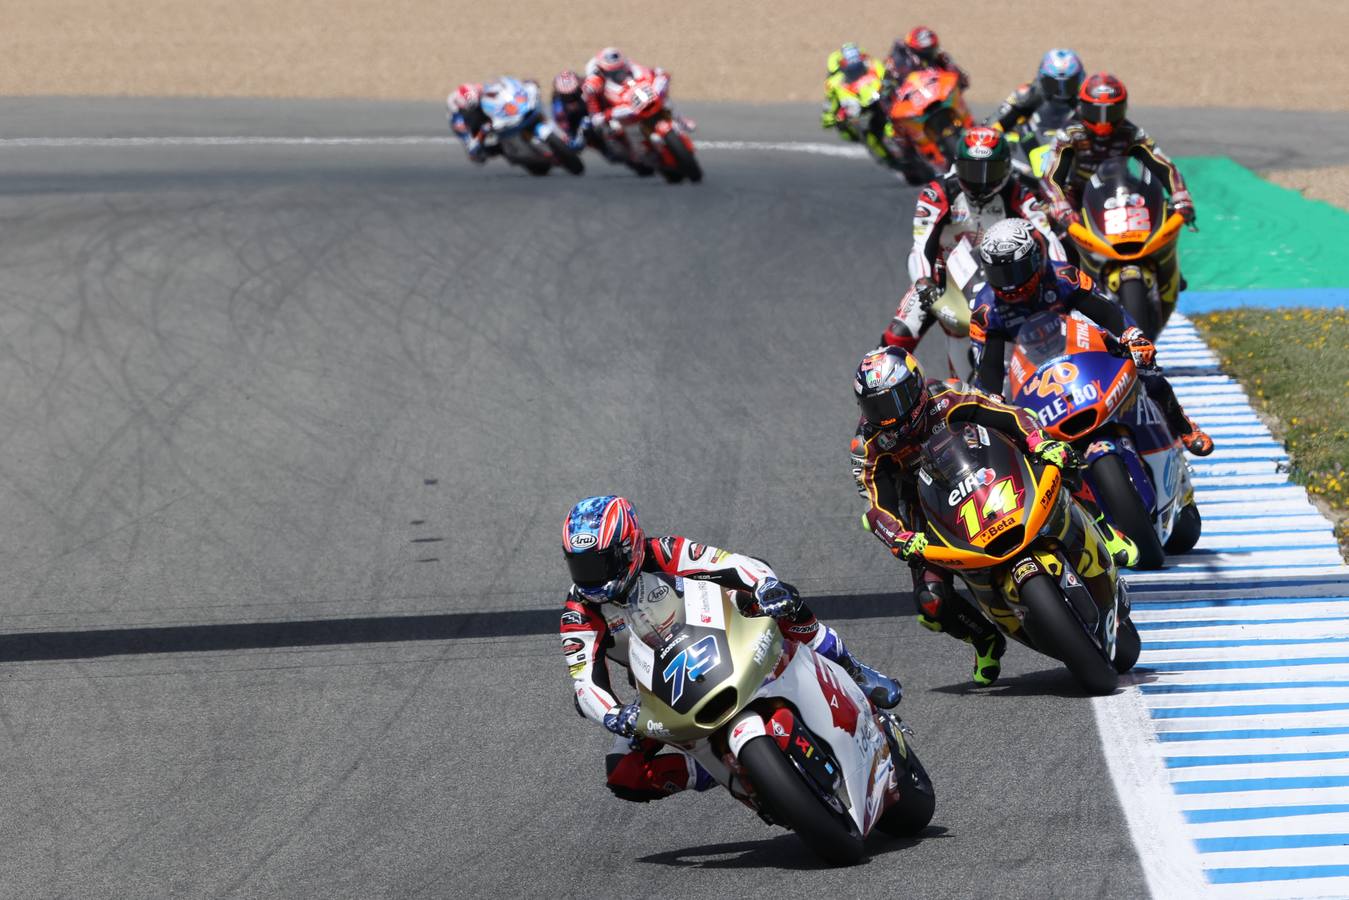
[1090,453,1167,570]
[875,740,936,837]
[1114,617,1142,674]
[666,132,702,183]
[1019,574,1119,695]
[738,735,863,865]
[523,161,552,176]
[1165,501,1203,554]
[1118,278,1159,341]
[545,134,585,175]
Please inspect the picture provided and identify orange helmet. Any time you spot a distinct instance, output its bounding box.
[1078,72,1128,137]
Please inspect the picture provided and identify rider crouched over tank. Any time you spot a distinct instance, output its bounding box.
[848,346,1122,685]
[560,495,902,803]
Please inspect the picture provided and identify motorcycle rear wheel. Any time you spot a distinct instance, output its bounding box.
[666,132,702,183]
[1019,574,1120,695]
[738,735,863,865]
[1090,453,1166,569]
[1165,501,1202,554]
[1114,617,1142,674]
[1118,278,1159,341]
[874,740,936,837]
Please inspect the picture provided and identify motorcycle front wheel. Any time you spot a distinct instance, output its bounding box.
[738,735,863,865]
[545,134,585,175]
[1118,278,1159,341]
[1019,574,1119,695]
[874,738,936,837]
[666,132,702,183]
[1090,453,1166,569]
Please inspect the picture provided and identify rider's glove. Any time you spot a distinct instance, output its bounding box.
[1120,326,1157,368]
[602,702,640,738]
[1171,190,1196,225]
[1049,199,1081,228]
[891,531,929,562]
[913,277,942,312]
[1033,439,1080,472]
[588,112,608,132]
[753,577,802,619]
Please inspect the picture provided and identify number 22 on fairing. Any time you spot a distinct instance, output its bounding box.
[661,635,721,705]
[956,477,1019,539]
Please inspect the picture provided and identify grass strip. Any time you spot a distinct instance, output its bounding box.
[1192,308,1349,551]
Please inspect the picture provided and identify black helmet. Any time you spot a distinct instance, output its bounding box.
[978,218,1047,303]
[854,346,929,435]
[955,126,1011,203]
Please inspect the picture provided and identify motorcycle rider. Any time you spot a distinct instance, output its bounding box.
[447,82,495,164]
[551,70,590,149]
[821,43,894,168]
[970,218,1214,456]
[993,48,1085,133]
[882,126,1066,353]
[884,26,970,89]
[561,495,903,803]
[849,346,1122,685]
[1042,73,1195,299]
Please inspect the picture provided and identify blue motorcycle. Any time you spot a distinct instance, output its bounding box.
[479,77,584,176]
[1006,310,1201,569]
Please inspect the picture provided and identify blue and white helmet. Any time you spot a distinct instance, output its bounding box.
[1038,49,1084,103]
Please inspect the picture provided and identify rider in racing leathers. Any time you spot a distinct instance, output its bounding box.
[993,48,1085,133]
[821,43,893,168]
[447,83,495,164]
[551,70,590,148]
[970,218,1214,457]
[849,346,1098,685]
[1042,73,1195,295]
[882,126,1066,353]
[884,26,969,90]
[561,495,902,803]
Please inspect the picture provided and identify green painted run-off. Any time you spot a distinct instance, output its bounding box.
[1177,156,1349,293]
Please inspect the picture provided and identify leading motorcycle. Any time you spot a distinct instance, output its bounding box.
[479,77,584,176]
[1006,310,1202,569]
[624,573,935,864]
[916,422,1141,694]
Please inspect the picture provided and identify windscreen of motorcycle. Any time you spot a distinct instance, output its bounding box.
[917,423,1036,556]
[1083,158,1166,254]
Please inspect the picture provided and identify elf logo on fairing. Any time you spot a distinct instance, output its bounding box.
[661,635,721,705]
[947,467,998,506]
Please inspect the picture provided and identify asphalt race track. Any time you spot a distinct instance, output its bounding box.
[0,98,1326,899]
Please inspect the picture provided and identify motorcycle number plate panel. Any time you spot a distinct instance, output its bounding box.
[947,240,979,290]
[653,629,729,714]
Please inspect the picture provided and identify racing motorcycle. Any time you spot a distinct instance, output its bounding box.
[624,574,935,864]
[1006,310,1202,569]
[1065,158,1189,339]
[830,62,900,173]
[885,69,973,184]
[916,423,1141,695]
[610,71,701,183]
[1004,102,1075,180]
[479,77,584,176]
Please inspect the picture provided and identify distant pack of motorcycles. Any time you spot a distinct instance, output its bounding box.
[465,36,1213,864]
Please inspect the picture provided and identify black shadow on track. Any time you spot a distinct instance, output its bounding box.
[0,592,912,662]
[636,826,951,871]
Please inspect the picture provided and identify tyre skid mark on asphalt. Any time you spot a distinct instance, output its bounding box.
[1094,314,1349,899]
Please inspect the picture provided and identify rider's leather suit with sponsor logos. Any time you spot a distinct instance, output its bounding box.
[561,535,865,802]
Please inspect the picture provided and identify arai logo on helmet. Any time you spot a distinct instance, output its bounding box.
[570,532,598,550]
[966,144,993,159]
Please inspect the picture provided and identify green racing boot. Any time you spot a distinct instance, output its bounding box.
[1101,521,1140,568]
[970,631,1006,687]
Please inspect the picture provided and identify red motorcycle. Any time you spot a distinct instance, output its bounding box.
[611,71,702,183]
